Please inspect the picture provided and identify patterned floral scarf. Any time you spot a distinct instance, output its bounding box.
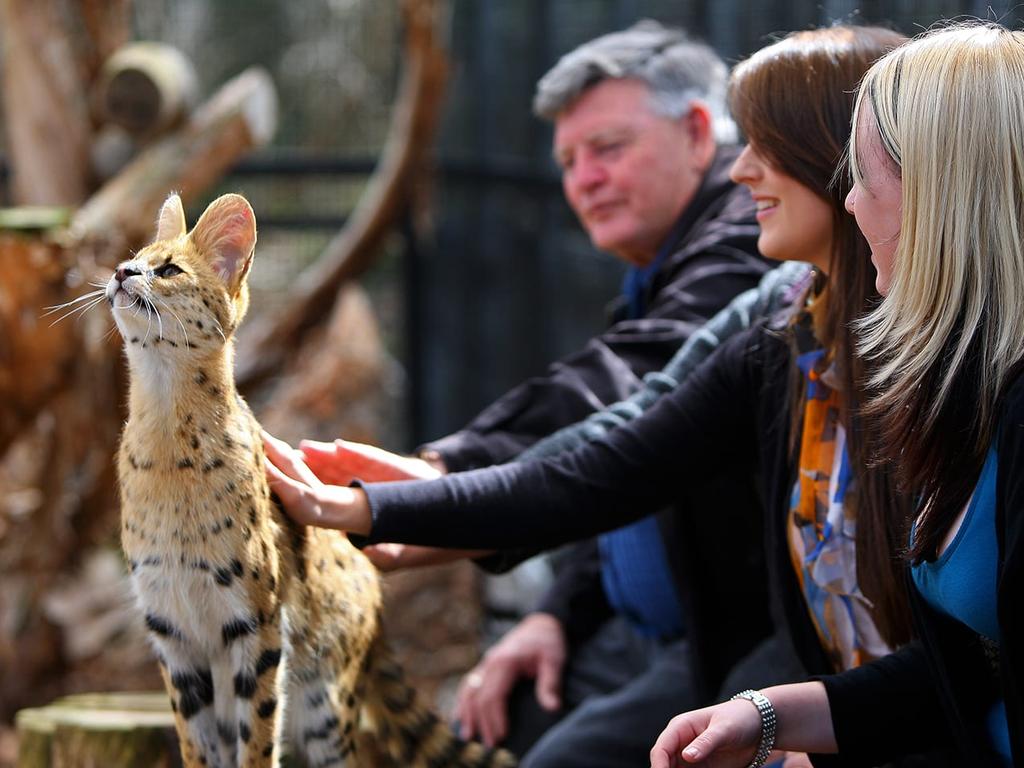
[787,308,892,672]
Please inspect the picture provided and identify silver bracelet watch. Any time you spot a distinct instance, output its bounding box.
[730,689,778,768]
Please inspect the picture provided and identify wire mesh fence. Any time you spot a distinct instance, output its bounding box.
[3,0,1021,447]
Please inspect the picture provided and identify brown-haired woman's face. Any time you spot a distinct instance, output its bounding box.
[729,144,834,271]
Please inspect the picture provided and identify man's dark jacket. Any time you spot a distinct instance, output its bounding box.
[422,147,775,701]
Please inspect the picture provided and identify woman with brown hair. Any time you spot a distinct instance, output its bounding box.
[266,25,925,766]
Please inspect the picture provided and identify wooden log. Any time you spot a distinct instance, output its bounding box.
[235,0,448,389]
[70,66,277,246]
[15,691,318,767]
[92,42,199,137]
[15,692,178,768]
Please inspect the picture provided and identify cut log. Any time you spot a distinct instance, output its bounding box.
[70,66,278,246]
[235,0,448,389]
[92,42,199,137]
[15,692,178,768]
[16,691,321,767]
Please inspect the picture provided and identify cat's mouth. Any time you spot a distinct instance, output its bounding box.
[107,283,135,309]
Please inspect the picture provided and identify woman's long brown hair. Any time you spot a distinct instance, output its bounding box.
[728,26,912,648]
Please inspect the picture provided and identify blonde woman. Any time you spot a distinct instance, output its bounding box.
[650,22,1023,768]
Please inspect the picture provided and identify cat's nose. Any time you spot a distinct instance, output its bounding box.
[115,265,141,284]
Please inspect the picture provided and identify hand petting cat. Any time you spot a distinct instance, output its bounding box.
[263,432,493,570]
[262,430,373,534]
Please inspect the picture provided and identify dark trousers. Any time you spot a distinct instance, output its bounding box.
[501,617,696,768]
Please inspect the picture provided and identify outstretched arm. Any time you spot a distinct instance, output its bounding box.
[650,682,835,768]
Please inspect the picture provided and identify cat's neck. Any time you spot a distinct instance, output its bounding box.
[125,343,238,437]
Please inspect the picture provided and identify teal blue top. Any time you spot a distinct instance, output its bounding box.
[911,446,1010,765]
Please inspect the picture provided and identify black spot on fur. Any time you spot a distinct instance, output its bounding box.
[262,744,273,758]
[190,435,200,450]
[230,558,243,576]
[222,616,258,646]
[195,370,208,386]
[202,457,225,473]
[257,698,277,719]
[234,672,257,698]
[224,516,234,529]
[216,719,236,744]
[171,668,213,719]
[214,567,234,586]
[239,721,251,743]
[255,648,282,676]
[178,457,194,470]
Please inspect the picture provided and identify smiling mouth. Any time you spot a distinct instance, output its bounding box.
[755,200,779,214]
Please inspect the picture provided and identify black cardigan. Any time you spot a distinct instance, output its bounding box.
[362,324,833,689]
[818,375,1024,767]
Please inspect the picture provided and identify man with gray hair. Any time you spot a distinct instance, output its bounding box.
[292,20,775,768]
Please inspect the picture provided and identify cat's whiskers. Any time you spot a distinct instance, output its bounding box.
[45,295,107,327]
[209,316,227,343]
[42,288,106,317]
[153,296,192,349]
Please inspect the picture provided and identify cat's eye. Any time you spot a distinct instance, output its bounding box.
[153,263,183,278]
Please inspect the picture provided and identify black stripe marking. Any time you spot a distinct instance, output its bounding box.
[145,614,178,638]
[302,714,340,743]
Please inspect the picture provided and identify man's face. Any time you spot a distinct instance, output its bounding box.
[553,78,713,267]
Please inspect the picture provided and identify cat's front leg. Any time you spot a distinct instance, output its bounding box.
[152,635,225,768]
[227,607,288,767]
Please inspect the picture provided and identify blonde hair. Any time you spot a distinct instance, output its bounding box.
[850,22,1024,558]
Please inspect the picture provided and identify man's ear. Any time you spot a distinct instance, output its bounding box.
[684,102,717,173]
[155,193,187,242]
[189,194,257,294]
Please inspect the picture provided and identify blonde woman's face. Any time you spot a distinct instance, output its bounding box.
[729,143,833,272]
[846,105,902,295]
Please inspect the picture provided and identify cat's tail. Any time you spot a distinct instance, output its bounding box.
[358,637,518,768]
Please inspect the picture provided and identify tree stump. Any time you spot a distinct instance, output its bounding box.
[15,692,178,768]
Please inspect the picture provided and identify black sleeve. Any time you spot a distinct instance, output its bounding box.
[533,540,613,648]
[359,327,768,550]
[815,643,948,765]
[423,249,767,471]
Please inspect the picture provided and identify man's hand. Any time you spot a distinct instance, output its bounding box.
[455,612,567,747]
[262,431,372,534]
[299,438,444,485]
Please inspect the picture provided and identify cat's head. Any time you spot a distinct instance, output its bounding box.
[106,193,257,354]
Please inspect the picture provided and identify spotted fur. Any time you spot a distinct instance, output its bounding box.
[110,193,516,768]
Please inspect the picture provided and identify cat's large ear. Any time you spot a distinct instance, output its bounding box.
[155,193,187,242]
[189,194,257,294]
